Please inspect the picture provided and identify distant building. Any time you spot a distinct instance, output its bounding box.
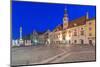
[25,40,32,46]
[49,8,96,46]
[30,30,50,45]
[12,40,20,47]
[31,30,38,45]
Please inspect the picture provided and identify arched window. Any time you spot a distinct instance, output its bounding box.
[74,32,77,36]
[74,29,77,36]
[89,33,92,36]
[74,40,77,43]
[81,31,84,35]
[80,28,84,35]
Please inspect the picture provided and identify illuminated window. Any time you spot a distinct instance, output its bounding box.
[64,18,66,21]
[63,36,65,40]
[74,23,77,26]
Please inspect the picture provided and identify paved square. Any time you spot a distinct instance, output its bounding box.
[11,45,96,66]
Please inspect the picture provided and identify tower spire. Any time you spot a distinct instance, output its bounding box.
[63,6,68,29]
[64,7,68,17]
[86,12,89,19]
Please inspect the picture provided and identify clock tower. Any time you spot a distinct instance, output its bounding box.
[63,7,68,30]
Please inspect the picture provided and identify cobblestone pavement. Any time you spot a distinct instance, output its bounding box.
[11,45,96,66]
[61,51,95,63]
[11,45,64,66]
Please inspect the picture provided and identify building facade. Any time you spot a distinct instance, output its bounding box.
[48,8,96,46]
[12,8,95,47]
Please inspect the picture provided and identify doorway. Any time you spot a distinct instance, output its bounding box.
[89,40,92,45]
[80,39,84,44]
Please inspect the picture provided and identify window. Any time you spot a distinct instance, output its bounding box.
[59,33,60,35]
[74,32,77,36]
[81,31,84,35]
[89,27,92,31]
[80,39,84,44]
[89,33,92,36]
[74,40,77,43]
[89,22,92,25]
[74,23,77,26]
[73,29,77,36]
[63,37,65,40]
[81,28,83,30]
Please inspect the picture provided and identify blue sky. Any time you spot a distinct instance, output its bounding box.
[12,1,96,39]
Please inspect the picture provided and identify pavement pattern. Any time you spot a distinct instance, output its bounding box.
[11,44,96,66]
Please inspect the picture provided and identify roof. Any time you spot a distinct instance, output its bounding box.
[53,24,63,32]
[68,16,86,28]
[54,16,87,32]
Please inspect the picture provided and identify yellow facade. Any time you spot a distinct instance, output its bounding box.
[86,19,96,38]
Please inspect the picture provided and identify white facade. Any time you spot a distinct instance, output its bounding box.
[25,40,32,46]
[12,40,20,47]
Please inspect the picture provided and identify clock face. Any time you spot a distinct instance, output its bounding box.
[63,17,68,22]
[64,18,66,21]
[64,18,67,21]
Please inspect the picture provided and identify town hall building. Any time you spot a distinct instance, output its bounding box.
[48,8,96,46]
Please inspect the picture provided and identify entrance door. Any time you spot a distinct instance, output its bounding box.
[74,40,77,44]
[89,40,92,45]
[80,39,84,44]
